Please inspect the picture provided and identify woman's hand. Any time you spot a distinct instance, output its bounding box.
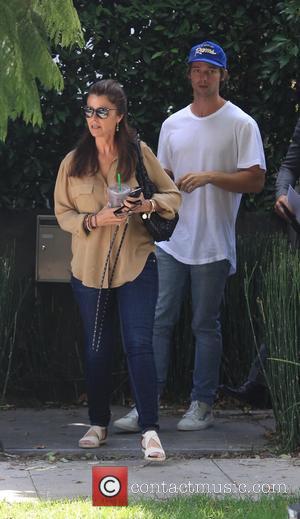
[95,206,128,226]
[118,193,153,215]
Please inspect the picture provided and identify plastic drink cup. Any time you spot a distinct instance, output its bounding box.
[107,184,131,208]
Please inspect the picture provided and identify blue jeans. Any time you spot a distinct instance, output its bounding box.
[153,247,230,406]
[71,253,159,433]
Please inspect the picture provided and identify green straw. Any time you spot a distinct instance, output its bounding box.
[117,172,121,192]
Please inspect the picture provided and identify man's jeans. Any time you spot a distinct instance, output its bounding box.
[153,247,230,406]
[71,253,159,432]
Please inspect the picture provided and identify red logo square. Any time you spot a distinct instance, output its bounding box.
[92,466,128,506]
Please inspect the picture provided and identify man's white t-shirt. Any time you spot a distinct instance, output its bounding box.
[157,101,266,274]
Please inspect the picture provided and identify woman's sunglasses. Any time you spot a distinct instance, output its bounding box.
[83,106,118,119]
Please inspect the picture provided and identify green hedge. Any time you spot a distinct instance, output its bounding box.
[0,0,299,209]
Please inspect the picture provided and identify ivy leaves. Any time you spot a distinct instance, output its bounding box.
[0,0,299,209]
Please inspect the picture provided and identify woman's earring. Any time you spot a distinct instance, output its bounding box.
[116,122,119,132]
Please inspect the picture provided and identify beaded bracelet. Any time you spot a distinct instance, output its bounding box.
[91,214,98,229]
[83,214,92,234]
[83,213,98,235]
[87,213,97,230]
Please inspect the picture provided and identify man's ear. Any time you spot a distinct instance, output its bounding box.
[221,69,229,82]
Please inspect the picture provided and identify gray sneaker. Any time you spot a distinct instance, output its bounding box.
[113,407,140,432]
[177,401,214,431]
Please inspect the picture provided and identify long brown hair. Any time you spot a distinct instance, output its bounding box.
[69,79,137,182]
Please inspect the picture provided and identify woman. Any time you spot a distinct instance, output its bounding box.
[54,79,180,461]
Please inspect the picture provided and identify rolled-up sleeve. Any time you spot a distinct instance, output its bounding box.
[141,142,181,219]
[54,152,87,239]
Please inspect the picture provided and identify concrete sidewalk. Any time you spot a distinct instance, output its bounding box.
[1,405,274,457]
[1,457,300,502]
[1,405,300,502]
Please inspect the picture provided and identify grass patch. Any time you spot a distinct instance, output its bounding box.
[0,494,297,519]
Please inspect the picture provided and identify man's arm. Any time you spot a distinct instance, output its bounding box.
[164,168,175,180]
[177,165,265,194]
[275,117,300,199]
[275,117,300,219]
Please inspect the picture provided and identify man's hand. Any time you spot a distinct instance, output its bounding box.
[274,195,292,221]
[177,173,209,192]
[177,166,265,194]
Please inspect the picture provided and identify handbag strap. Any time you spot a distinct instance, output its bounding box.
[92,222,128,352]
[135,137,154,199]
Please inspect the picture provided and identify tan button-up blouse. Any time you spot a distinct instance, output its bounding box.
[54,141,181,288]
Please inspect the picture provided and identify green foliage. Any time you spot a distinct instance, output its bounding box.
[0,247,27,401]
[0,0,84,141]
[0,251,16,400]
[34,0,84,48]
[261,242,300,451]
[244,234,300,451]
[0,0,299,209]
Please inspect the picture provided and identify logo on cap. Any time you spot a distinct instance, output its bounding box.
[195,47,217,56]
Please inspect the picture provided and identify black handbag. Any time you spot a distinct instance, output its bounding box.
[135,139,179,242]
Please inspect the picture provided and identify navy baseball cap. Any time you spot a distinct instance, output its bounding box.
[188,41,227,68]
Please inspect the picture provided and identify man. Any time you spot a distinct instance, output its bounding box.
[114,40,266,432]
[275,117,300,221]
[220,116,300,405]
